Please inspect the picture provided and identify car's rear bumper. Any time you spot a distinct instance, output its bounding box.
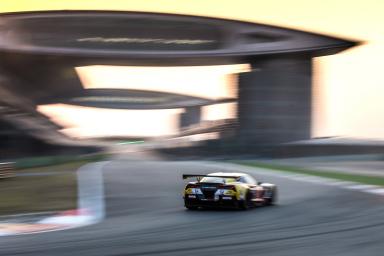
[184,196,240,209]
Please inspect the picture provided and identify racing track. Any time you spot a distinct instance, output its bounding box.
[1,156,384,256]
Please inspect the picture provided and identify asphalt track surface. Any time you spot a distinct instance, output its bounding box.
[1,157,384,256]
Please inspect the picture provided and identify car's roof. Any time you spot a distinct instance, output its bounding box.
[207,172,246,178]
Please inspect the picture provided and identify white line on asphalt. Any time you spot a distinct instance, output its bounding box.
[365,188,384,195]
[41,161,109,226]
[205,161,384,197]
[77,161,109,222]
[0,161,109,236]
[344,184,380,190]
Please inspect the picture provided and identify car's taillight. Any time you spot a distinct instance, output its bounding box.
[219,185,236,191]
[186,184,199,189]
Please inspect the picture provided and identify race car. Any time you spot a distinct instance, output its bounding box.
[183,172,277,210]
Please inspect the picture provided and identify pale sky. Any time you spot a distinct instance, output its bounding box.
[75,65,246,100]
[2,0,384,139]
[39,65,245,138]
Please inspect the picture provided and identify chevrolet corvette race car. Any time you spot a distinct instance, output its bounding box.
[183,172,277,210]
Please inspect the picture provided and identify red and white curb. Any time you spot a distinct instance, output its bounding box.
[206,161,384,196]
[38,209,95,226]
[0,209,94,236]
[0,161,108,236]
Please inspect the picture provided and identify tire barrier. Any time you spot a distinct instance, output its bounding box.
[0,162,14,179]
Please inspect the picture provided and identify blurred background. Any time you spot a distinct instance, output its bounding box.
[1,1,384,255]
[0,1,382,160]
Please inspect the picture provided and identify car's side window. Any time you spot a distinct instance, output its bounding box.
[237,176,246,183]
[243,175,257,185]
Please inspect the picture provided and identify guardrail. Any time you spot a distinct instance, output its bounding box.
[0,162,14,179]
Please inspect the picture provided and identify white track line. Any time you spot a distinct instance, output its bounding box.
[77,161,108,222]
[205,161,384,196]
[0,161,109,236]
[40,161,109,226]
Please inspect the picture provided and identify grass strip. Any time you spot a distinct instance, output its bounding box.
[0,172,77,215]
[13,153,109,170]
[0,156,106,216]
[233,161,384,187]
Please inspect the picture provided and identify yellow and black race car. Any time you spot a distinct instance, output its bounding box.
[183,172,277,210]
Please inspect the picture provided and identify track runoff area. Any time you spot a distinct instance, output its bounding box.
[0,159,384,256]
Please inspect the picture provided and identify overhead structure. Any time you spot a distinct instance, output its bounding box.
[0,11,357,146]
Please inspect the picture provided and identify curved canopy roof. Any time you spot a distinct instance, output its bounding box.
[39,89,235,109]
[0,11,357,65]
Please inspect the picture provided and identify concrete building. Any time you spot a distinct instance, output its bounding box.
[0,11,356,153]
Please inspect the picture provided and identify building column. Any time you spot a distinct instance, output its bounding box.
[179,106,201,129]
[237,56,312,145]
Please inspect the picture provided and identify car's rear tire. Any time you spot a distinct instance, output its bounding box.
[184,200,198,210]
[239,190,252,210]
[185,205,198,210]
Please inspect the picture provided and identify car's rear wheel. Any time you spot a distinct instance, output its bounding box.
[239,190,252,210]
[184,200,198,210]
[185,205,198,210]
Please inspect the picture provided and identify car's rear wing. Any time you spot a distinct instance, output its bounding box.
[182,174,240,181]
